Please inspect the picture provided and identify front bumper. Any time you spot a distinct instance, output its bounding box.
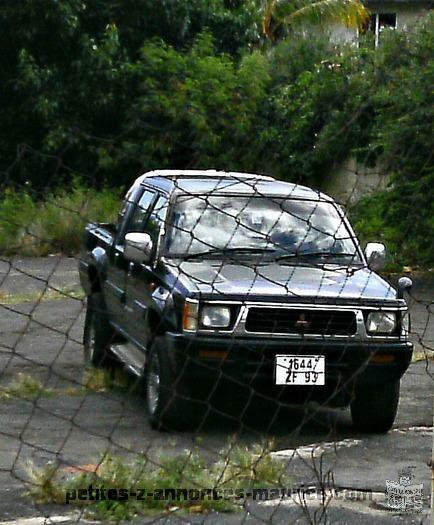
[165,333,413,403]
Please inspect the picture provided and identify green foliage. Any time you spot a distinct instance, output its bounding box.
[0,1,262,188]
[27,444,291,520]
[214,442,288,488]
[347,19,434,268]
[26,462,64,505]
[0,373,54,402]
[0,285,83,305]
[0,183,121,256]
[261,0,368,41]
[117,33,271,173]
[351,176,434,269]
[0,3,432,265]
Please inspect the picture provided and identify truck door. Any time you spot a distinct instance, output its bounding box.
[104,187,156,332]
[125,194,169,348]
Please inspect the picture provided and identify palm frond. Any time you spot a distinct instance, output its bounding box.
[262,0,278,38]
[287,0,369,29]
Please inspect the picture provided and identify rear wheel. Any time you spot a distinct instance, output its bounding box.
[83,293,117,368]
[350,380,400,433]
[145,336,205,431]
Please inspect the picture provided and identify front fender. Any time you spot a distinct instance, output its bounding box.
[151,286,178,332]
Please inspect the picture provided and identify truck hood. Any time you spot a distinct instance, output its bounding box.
[171,260,396,302]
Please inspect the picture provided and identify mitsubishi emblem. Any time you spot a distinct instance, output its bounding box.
[295,312,311,331]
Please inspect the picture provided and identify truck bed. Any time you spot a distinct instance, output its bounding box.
[82,222,115,251]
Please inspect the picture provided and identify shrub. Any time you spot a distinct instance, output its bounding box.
[0,12,432,265]
[351,178,434,269]
[0,183,121,256]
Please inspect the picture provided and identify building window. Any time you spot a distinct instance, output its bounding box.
[360,12,397,47]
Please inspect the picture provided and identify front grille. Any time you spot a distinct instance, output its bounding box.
[245,308,357,336]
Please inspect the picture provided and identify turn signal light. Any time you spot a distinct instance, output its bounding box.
[199,350,229,360]
[371,354,396,364]
[182,300,199,332]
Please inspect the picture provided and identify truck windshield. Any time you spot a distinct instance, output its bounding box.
[165,195,361,263]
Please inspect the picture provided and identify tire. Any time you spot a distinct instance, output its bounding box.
[350,380,400,433]
[144,336,204,431]
[83,293,117,369]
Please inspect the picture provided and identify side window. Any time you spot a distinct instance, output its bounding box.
[144,195,168,243]
[360,12,396,47]
[117,185,142,229]
[125,190,155,236]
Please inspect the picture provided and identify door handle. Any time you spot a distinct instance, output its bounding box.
[128,261,137,276]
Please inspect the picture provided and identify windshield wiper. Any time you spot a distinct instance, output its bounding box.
[185,247,277,260]
[275,251,358,261]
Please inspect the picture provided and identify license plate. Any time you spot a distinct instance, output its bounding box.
[275,355,325,385]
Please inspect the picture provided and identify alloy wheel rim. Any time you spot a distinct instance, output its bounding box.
[147,354,160,416]
[88,321,96,362]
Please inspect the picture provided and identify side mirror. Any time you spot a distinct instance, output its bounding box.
[124,232,153,264]
[398,276,413,298]
[365,242,386,271]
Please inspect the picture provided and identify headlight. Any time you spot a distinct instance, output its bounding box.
[366,311,396,334]
[201,305,231,328]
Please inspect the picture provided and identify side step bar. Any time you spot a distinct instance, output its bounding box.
[110,343,146,377]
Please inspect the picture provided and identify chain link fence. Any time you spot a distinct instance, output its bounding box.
[0,157,432,525]
[0,17,433,525]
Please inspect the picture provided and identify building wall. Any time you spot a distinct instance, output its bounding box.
[327,3,431,44]
[321,157,391,205]
[379,3,431,29]
[319,5,430,203]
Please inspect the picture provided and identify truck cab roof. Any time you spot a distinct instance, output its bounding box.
[129,170,334,202]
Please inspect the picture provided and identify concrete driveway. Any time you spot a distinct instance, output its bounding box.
[0,257,432,524]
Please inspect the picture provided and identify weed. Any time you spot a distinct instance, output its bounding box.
[26,444,291,521]
[213,441,289,488]
[0,373,54,401]
[25,462,64,504]
[0,286,84,305]
[412,348,434,363]
[82,368,114,393]
[82,367,137,393]
[62,367,138,397]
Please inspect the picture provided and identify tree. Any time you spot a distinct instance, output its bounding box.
[261,0,369,41]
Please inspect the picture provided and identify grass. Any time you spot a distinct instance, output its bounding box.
[81,368,114,393]
[1,368,135,402]
[0,285,84,305]
[0,373,54,401]
[411,348,434,363]
[0,182,122,256]
[214,442,289,489]
[61,369,115,397]
[80,367,137,394]
[26,443,291,521]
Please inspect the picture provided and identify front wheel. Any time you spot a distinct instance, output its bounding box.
[350,380,400,433]
[144,336,204,431]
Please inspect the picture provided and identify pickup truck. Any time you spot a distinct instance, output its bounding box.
[79,170,413,432]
